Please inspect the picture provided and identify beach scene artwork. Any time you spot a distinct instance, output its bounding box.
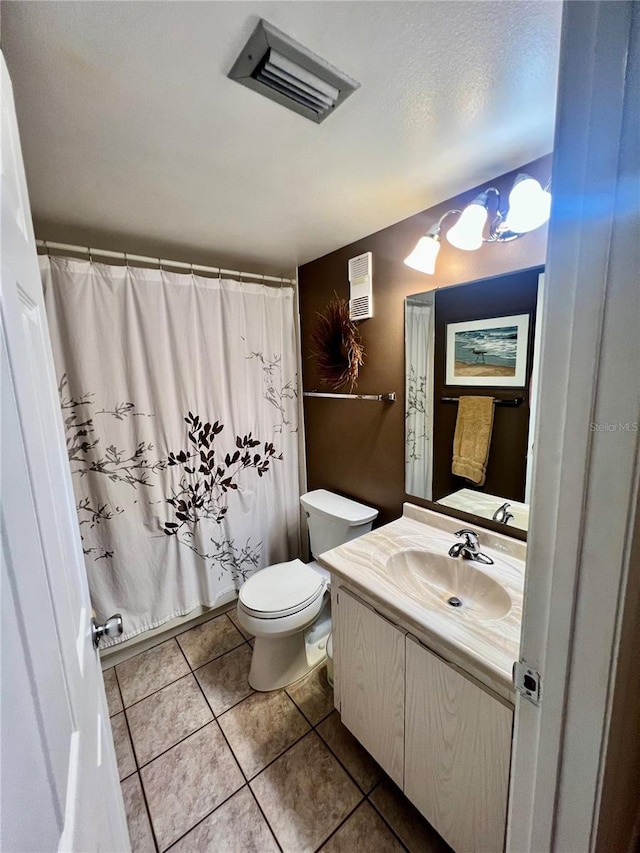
[446,314,529,387]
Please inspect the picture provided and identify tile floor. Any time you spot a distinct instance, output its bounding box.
[104,607,451,853]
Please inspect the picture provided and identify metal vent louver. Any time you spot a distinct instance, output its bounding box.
[228,20,360,124]
[349,252,373,320]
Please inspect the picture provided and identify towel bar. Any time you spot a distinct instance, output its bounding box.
[441,396,524,407]
[303,391,396,402]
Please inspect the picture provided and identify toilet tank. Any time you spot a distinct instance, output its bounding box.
[300,489,378,558]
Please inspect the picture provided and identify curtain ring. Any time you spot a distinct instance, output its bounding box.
[158,258,163,272]
[124,252,129,268]
[88,246,94,263]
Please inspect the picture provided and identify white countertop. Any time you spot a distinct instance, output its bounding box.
[320,503,526,698]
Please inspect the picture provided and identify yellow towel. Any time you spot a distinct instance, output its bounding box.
[452,396,495,486]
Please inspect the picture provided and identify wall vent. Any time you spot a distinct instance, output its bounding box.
[349,252,373,321]
[228,20,360,124]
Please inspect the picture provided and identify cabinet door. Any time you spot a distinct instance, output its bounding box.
[405,636,512,853]
[338,588,405,787]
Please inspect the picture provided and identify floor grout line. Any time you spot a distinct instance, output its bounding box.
[131,717,216,771]
[312,728,380,798]
[118,639,246,713]
[246,785,283,853]
[192,661,322,790]
[135,716,248,851]
[161,784,250,852]
[115,640,190,709]
[177,633,246,672]
[120,699,160,853]
[191,637,254,677]
[123,668,198,713]
[111,665,125,716]
[367,785,416,852]
[244,726,312,783]
[199,685,256,720]
[293,700,334,729]
[210,674,366,794]
[312,793,366,852]
[189,661,285,851]
[239,723,356,850]
[135,770,161,853]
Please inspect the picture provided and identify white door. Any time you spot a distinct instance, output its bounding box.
[507,2,640,851]
[0,52,130,852]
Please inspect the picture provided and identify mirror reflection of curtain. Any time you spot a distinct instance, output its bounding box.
[405,299,434,499]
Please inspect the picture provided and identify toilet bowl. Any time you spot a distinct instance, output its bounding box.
[237,559,330,691]
[237,489,378,692]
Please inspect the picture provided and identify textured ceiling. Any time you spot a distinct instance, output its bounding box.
[2,1,561,274]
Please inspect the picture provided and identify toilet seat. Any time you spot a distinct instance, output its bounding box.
[238,559,326,619]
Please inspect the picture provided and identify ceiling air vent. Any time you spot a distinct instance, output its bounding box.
[228,20,360,124]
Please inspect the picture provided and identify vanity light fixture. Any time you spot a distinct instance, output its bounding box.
[404,174,551,274]
[403,223,444,275]
[502,174,552,234]
[446,193,489,251]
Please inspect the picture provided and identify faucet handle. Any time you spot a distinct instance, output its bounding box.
[492,502,511,523]
[454,529,479,548]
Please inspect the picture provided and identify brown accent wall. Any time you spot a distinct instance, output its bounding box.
[298,155,551,527]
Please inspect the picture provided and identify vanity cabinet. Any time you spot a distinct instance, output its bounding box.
[337,588,405,787]
[334,583,513,853]
[404,635,512,853]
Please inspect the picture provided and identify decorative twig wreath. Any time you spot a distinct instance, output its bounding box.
[311,295,365,391]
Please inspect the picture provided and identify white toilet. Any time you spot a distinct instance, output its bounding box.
[237,489,378,691]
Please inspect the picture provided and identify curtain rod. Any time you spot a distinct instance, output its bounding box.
[36,240,295,286]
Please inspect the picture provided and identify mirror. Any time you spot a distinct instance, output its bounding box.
[405,266,544,534]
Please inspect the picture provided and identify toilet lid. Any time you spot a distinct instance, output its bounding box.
[239,559,325,617]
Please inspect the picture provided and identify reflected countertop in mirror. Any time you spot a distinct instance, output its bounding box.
[437,488,530,532]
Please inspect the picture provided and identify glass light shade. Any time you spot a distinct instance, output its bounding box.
[446,201,488,250]
[504,175,552,233]
[404,234,440,274]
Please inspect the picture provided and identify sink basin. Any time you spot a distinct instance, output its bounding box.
[386,549,512,620]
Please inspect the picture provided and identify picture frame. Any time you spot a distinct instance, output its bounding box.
[445,313,530,387]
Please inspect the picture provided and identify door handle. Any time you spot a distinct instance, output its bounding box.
[92,613,123,648]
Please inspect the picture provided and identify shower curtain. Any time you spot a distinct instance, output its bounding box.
[40,256,300,644]
[405,300,434,499]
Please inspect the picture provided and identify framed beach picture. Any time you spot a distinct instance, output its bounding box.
[445,314,530,387]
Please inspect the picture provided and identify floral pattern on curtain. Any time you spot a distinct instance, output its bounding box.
[40,256,300,644]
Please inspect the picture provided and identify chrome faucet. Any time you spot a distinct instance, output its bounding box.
[492,502,514,525]
[448,529,494,565]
